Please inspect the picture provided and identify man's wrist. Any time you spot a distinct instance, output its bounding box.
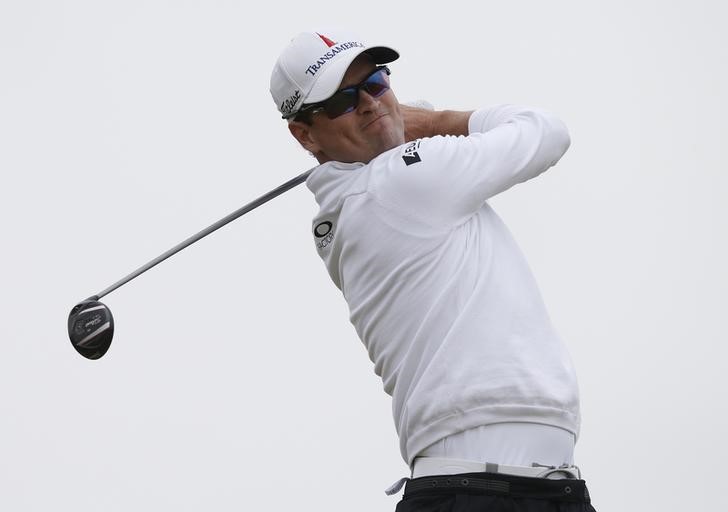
[430,110,474,137]
[401,105,474,141]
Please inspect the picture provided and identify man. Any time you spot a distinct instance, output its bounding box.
[270,29,597,512]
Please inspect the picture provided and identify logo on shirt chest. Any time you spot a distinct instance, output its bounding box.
[402,140,422,166]
[314,220,334,250]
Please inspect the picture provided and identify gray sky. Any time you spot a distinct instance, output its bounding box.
[1,1,726,510]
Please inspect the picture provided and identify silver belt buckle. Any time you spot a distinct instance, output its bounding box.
[531,462,582,479]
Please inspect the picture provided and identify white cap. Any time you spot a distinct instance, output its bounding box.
[270,30,399,119]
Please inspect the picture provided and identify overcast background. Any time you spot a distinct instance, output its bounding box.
[1,1,726,510]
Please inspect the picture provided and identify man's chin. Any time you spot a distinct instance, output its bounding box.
[379,128,406,152]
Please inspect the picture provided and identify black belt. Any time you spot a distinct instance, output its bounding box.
[403,472,591,504]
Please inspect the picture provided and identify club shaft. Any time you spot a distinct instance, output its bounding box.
[91,168,315,301]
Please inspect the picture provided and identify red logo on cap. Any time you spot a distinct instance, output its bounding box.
[317,33,337,47]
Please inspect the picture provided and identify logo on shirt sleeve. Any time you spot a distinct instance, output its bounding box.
[314,220,334,250]
[402,140,422,166]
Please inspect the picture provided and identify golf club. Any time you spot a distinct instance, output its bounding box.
[68,167,315,360]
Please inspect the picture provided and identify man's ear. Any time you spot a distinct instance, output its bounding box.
[288,121,321,154]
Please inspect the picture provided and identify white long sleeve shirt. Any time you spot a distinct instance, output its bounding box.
[306,105,580,465]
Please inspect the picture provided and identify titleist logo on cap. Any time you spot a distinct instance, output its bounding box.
[305,40,366,77]
[280,89,301,115]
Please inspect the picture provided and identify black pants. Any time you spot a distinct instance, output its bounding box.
[395,472,597,511]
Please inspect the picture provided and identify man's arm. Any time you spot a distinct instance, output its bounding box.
[400,104,473,141]
[373,104,571,228]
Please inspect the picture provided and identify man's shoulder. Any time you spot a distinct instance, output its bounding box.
[306,160,369,208]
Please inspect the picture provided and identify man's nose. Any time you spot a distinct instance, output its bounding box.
[356,88,381,113]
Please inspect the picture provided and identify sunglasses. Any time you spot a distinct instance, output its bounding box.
[287,66,391,120]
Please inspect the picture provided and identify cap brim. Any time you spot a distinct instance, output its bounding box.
[305,45,399,104]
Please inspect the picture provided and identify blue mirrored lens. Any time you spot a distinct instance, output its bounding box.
[323,67,390,119]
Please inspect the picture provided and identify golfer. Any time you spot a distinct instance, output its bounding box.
[270,29,597,512]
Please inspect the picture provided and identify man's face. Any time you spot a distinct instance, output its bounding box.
[289,55,405,164]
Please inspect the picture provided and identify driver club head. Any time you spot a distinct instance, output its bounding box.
[68,299,114,360]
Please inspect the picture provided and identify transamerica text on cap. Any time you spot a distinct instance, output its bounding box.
[305,41,365,77]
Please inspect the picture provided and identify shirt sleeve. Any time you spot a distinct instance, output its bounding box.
[369,104,571,229]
